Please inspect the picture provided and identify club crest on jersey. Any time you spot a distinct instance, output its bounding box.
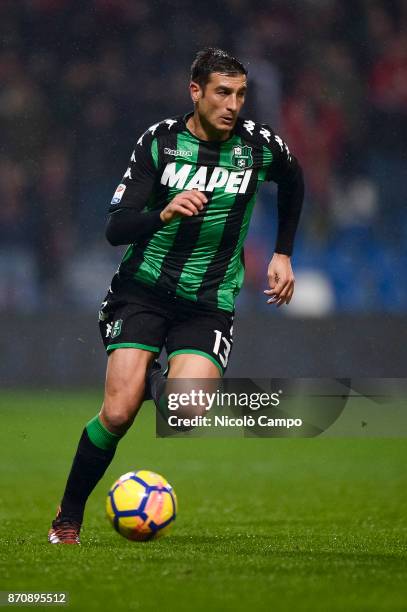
[231,145,253,169]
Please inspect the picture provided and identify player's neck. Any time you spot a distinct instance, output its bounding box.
[186,112,231,142]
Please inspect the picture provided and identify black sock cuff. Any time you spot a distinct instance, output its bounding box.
[78,429,116,461]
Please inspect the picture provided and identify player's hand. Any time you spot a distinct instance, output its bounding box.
[160,190,208,223]
[264,253,295,307]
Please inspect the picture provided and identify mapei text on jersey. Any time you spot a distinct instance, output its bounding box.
[160,162,253,194]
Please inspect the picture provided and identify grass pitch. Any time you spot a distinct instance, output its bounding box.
[0,391,406,611]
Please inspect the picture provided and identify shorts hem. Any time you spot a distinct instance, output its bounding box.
[106,342,160,353]
[167,349,224,376]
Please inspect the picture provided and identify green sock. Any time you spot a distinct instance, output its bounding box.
[86,415,121,451]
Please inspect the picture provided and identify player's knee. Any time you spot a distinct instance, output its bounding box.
[102,359,148,433]
[102,384,143,431]
[100,402,136,432]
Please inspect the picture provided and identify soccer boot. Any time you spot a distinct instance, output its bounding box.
[48,507,81,545]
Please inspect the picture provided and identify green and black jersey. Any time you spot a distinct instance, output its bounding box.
[107,112,303,313]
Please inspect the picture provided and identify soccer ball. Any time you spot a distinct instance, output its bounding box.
[106,470,177,541]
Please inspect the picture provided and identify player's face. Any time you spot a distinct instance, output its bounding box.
[192,72,247,134]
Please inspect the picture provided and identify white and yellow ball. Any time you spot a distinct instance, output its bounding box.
[106,470,177,541]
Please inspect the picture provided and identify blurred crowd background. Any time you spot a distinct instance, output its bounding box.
[1,0,407,315]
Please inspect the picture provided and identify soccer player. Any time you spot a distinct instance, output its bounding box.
[48,48,304,544]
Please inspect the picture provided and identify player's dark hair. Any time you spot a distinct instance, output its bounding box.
[190,47,248,89]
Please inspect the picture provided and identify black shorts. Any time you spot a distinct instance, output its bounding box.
[98,281,234,375]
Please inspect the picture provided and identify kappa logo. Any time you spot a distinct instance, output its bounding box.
[164,148,193,157]
[160,163,253,194]
[98,301,109,322]
[231,145,253,169]
[137,119,178,145]
[274,134,292,161]
[243,120,255,135]
[259,127,271,143]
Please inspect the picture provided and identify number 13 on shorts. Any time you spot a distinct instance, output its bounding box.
[212,328,233,368]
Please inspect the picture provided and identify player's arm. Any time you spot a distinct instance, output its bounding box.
[264,132,304,306]
[105,131,165,246]
[106,132,208,246]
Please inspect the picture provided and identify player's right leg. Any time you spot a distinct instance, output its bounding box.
[48,348,154,544]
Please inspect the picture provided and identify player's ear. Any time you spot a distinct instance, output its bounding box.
[190,81,202,104]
